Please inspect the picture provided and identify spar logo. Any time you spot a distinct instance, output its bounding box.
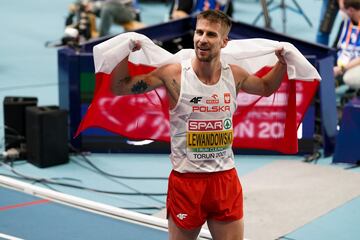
[188,120,223,131]
[206,94,220,104]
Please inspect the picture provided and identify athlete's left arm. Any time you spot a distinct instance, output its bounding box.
[231,48,287,97]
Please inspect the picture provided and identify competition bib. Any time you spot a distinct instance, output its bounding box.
[186,118,233,161]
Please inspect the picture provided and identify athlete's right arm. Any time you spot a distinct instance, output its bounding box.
[111,41,165,96]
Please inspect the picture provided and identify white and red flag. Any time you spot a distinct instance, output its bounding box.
[76,32,321,154]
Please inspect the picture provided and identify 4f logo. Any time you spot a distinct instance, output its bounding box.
[177,213,188,220]
[190,97,202,104]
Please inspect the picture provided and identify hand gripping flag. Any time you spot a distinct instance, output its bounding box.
[76,32,321,154]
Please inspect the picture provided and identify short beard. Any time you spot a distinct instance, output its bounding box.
[196,52,212,62]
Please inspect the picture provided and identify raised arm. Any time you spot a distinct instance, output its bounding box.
[111,41,165,96]
[231,48,287,96]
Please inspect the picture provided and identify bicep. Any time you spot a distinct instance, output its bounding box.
[231,65,265,96]
[112,69,164,96]
[128,74,163,94]
[241,75,267,96]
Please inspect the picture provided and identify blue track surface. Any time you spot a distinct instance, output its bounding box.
[0,187,168,240]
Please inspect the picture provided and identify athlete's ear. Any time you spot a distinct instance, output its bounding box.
[222,36,229,48]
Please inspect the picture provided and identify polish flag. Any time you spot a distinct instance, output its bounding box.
[76,32,321,154]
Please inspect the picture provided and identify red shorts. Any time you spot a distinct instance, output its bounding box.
[166,168,243,230]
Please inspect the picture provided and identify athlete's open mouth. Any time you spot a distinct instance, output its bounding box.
[198,47,210,51]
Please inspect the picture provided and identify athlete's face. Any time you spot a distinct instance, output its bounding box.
[194,19,228,62]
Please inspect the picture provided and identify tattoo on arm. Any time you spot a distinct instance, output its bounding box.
[131,80,148,94]
[114,76,131,88]
[122,76,131,83]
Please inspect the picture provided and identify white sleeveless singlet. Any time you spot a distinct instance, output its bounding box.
[169,59,237,173]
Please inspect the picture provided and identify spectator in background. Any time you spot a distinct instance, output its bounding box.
[65,0,100,41]
[316,0,345,45]
[99,0,144,36]
[170,0,233,19]
[334,0,360,94]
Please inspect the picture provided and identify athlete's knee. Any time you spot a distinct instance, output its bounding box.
[168,215,201,240]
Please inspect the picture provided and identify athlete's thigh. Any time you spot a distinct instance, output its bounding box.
[168,215,202,240]
[207,218,244,240]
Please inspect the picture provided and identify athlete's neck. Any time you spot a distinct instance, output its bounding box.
[192,58,222,85]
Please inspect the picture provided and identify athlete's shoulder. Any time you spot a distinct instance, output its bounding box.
[229,64,249,77]
[152,63,181,78]
[158,63,181,73]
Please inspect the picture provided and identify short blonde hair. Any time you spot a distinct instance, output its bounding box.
[196,10,232,36]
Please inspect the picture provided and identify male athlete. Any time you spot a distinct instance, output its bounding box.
[111,10,286,240]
